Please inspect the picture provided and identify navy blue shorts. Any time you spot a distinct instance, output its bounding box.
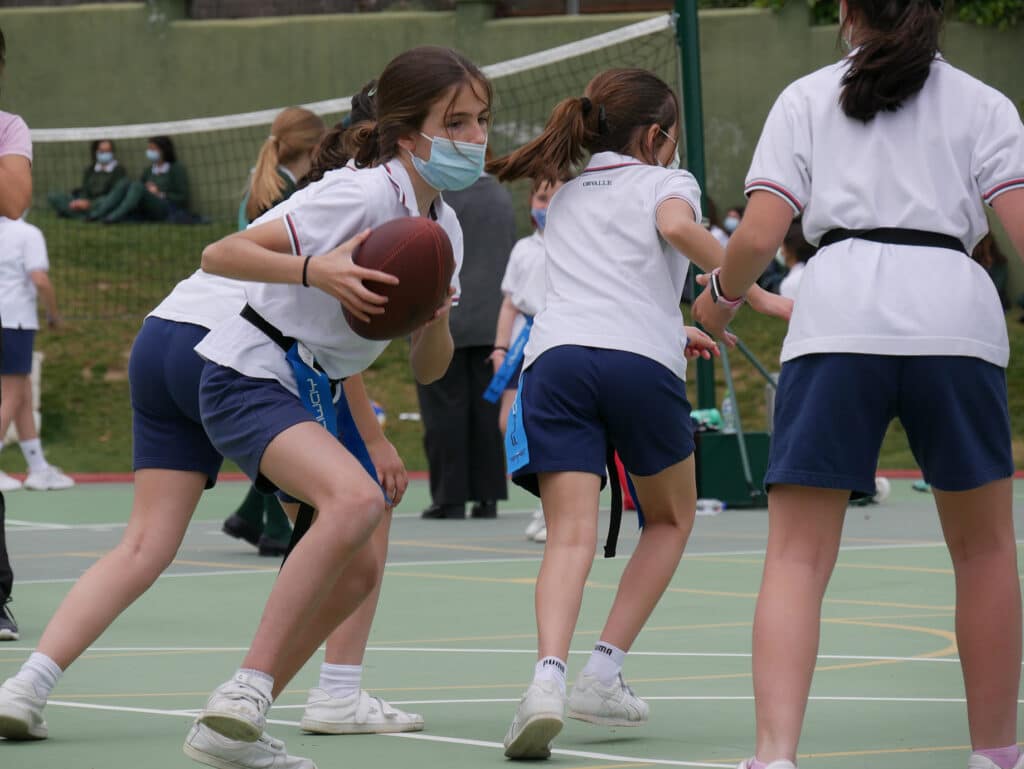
[511,345,694,495]
[129,317,223,487]
[199,361,319,495]
[767,353,1014,495]
[0,329,34,375]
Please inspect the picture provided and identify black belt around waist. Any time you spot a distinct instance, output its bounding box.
[240,304,342,386]
[820,227,968,256]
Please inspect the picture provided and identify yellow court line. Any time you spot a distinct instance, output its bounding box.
[169,558,277,570]
[15,550,109,560]
[796,741,1020,761]
[387,571,537,585]
[696,556,953,576]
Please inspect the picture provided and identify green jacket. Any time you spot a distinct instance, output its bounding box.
[143,163,190,211]
[75,163,126,199]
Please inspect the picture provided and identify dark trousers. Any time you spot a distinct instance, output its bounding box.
[416,345,507,506]
[0,492,9,602]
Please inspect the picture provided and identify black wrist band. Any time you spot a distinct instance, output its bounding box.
[301,255,312,287]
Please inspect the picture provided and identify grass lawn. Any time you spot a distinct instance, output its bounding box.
[5,212,1023,474]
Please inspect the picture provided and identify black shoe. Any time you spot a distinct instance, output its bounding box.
[257,534,290,557]
[421,503,466,520]
[0,599,19,641]
[470,501,497,519]
[223,514,263,547]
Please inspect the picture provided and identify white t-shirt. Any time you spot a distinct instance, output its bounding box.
[0,218,49,329]
[196,160,464,393]
[779,262,805,301]
[501,231,546,341]
[746,55,1024,367]
[524,151,702,380]
[148,268,249,331]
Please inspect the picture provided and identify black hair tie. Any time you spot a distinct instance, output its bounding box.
[597,105,609,136]
[580,97,592,115]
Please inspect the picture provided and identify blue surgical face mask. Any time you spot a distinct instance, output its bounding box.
[146,148,161,163]
[723,215,740,234]
[96,151,114,165]
[410,133,486,191]
[531,207,547,231]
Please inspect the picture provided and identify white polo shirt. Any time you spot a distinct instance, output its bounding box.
[524,151,702,380]
[501,231,547,341]
[196,159,464,392]
[746,55,1024,367]
[148,268,248,331]
[0,218,49,330]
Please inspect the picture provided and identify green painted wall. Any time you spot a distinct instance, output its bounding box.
[5,1,1023,290]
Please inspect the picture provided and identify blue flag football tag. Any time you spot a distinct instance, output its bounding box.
[484,317,533,403]
[505,374,530,473]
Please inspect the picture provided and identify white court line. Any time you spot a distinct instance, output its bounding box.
[49,699,198,718]
[0,645,965,664]
[15,540,1024,586]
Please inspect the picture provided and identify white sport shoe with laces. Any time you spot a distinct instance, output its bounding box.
[968,752,1024,769]
[299,688,424,734]
[23,465,74,491]
[567,671,648,726]
[183,722,317,769]
[736,761,798,769]
[503,679,565,759]
[0,471,22,491]
[0,677,48,740]
[198,671,272,743]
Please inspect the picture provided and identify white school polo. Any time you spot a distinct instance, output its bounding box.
[148,268,248,331]
[196,159,464,392]
[523,151,702,380]
[501,231,546,340]
[746,55,1024,367]
[0,218,49,330]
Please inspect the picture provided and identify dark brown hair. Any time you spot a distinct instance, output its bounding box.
[344,47,491,170]
[301,80,379,188]
[0,27,6,78]
[487,68,679,183]
[840,0,943,122]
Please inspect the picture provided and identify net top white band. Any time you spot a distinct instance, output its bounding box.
[30,14,672,143]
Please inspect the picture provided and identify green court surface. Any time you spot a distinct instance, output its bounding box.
[2,479,1024,768]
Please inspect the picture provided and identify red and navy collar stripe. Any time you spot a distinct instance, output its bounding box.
[582,162,645,173]
[745,178,804,213]
[983,177,1024,205]
[284,213,301,256]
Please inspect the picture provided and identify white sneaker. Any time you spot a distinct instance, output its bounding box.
[0,471,21,491]
[503,679,565,759]
[299,688,424,734]
[0,677,48,740]
[23,465,74,491]
[736,761,798,769]
[969,752,1024,769]
[567,671,648,726]
[183,722,316,769]
[532,525,547,543]
[198,671,272,743]
[525,509,545,540]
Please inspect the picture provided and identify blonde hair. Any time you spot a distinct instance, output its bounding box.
[246,107,326,222]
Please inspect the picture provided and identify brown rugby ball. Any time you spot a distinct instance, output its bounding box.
[343,217,455,341]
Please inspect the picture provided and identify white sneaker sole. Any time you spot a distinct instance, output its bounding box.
[567,708,646,727]
[198,713,262,743]
[0,629,19,641]
[504,713,563,759]
[299,714,424,734]
[183,740,246,769]
[0,711,47,740]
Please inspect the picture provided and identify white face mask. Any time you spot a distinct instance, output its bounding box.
[659,128,680,170]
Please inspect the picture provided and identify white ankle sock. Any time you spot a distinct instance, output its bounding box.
[533,656,567,694]
[317,663,362,699]
[14,652,63,699]
[19,439,48,474]
[581,640,626,684]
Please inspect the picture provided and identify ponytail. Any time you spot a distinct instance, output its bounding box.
[840,0,942,122]
[246,136,286,222]
[488,97,590,183]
